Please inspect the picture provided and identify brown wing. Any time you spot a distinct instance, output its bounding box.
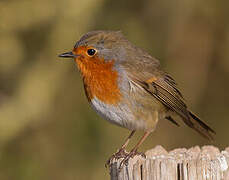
[131,74,215,140]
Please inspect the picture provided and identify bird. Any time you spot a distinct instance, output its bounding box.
[59,30,215,168]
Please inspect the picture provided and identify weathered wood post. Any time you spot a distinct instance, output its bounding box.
[109,146,229,180]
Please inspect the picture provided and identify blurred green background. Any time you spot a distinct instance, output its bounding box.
[0,0,229,179]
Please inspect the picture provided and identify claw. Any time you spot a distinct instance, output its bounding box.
[105,148,128,168]
[118,150,146,171]
[106,148,146,170]
[136,151,146,158]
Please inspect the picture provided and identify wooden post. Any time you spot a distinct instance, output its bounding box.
[109,146,229,180]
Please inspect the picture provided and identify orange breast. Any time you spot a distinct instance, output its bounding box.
[74,47,121,105]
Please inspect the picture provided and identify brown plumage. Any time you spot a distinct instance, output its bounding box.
[131,74,215,140]
[59,30,215,168]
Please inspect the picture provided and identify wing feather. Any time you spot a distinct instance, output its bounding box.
[130,73,215,140]
[143,76,193,127]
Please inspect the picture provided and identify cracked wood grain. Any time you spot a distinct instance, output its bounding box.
[109,146,229,180]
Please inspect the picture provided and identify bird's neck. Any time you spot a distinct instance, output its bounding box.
[75,57,121,104]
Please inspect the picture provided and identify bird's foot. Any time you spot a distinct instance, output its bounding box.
[118,149,146,171]
[105,148,128,168]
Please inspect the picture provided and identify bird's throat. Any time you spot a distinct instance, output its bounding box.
[76,57,121,104]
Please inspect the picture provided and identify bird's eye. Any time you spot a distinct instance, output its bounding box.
[87,49,96,56]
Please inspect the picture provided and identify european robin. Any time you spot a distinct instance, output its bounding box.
[59,30,215,168]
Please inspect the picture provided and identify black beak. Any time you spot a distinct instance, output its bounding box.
[58,51,79,58]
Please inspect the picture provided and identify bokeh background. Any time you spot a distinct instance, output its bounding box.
[0,0,229,179]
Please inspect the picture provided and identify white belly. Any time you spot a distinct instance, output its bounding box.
[90,97,149,130]
[90,97,131,127]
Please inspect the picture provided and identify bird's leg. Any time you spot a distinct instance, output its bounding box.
[119,131,151,170]
[119,130,136,151]
[105,130,135,167]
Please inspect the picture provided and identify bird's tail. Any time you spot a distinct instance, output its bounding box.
[186,111,216,141]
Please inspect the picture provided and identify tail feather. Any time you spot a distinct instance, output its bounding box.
[165,116,180,127]
[185,111,216,141]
